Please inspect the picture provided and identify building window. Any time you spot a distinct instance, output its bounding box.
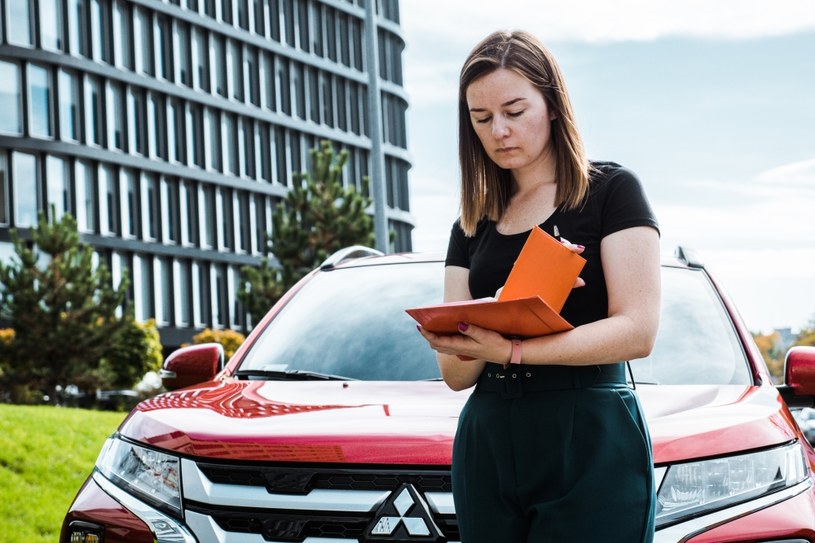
[156,15,173,81]
[223,113,239,176]
[175,259,192,326]
[148,92,167,160]
[158,257,173,324]
[109,82,126,151]
[28,64,52,139]
[240,118,254,178]
[237,0,249,30]
[113,0,133,69]
[161,177,180,244]
[277,59,290,114]
[46,155,70,220]
[86,76,105,146]
[212,34,227,97]
[91,0,112,63]
[258,122,271,183]
[213,263,228,327]
[297,0,309,52]
[99,164,119,235]
[268,0,280,41]
[142,172,159,240]
[310,1,323,56]
[199,184,216,248]
[12,152,38,227]
[67,0,90,56]
[168,98,186,164]
[246,45,260,106]
[206,108,221,172]
[134,253,155,321]
[121,168,139,238]
[252,0,266,37]
[195,261,210,326]
[41,0,64,51]
[0,153,8,225]
[192,27,210,92]
[0,62,21,135]
[235,191,250,253]
[128,87,147,155]
[281,0,295,48]
[176,20,192,87]
[292,62,305,119]
[133,7,154,75]
[74,159,96,232]
[190,104,204,168]
[229,39,244,102]
[180,180,197,246]
[58,69,80,142]
[6,0,33,46]
[217,187,234,250]
[261,52,276,111]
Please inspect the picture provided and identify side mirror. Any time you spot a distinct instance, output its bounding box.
[160,343,224,391]
[779,346,815,408]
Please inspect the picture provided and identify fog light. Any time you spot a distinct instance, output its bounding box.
[67,520,103,543]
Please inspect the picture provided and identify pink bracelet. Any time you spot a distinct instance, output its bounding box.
[509,338,523,365]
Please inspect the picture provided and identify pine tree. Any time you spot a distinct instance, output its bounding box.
[238,140,376,324]
[0,211,158,403]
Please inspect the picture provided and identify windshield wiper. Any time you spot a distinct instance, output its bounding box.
[234,369,357,381]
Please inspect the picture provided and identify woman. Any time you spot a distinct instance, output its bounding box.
[417,30,661,542]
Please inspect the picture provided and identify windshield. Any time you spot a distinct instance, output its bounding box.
[237,261,751,385]
[239,262,445,380]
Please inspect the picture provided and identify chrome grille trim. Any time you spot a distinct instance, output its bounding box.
[182,459,390,512]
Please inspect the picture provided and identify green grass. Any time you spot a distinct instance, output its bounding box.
[0,404,126,543]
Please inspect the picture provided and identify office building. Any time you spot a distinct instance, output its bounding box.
[0,0,412,346]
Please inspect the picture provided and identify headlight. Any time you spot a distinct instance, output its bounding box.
[656,441,808,527]
[95,436,182,516]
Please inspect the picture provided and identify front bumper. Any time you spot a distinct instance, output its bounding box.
[64,472,815,543]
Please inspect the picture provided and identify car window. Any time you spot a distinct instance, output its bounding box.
[239,262,445,380]
[632,267,751,385]
[238,262,752,385]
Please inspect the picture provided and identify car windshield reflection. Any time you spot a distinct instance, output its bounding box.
[237,261,751,385]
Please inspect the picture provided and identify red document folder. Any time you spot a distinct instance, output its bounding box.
[406,226,585,338]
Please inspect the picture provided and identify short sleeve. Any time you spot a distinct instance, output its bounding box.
[601,167,660,238]
[445,220,471,268]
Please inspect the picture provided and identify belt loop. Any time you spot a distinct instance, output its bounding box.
[502,366,523,399]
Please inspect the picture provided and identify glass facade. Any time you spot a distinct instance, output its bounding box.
[0,0,412,347]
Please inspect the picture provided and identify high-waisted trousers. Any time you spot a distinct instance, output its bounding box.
[452,363,656,543]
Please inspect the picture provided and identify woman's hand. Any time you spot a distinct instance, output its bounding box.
[418,322,511,364]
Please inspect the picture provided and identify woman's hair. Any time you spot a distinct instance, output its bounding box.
[458,30,590,236]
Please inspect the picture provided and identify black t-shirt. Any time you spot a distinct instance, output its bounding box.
[445,161,659,328]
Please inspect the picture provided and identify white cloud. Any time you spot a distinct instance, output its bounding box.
[756,157,815,187]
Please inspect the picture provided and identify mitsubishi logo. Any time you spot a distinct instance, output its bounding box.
[365,483,444,542]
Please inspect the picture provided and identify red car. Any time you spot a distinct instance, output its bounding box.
[63,246,815,543]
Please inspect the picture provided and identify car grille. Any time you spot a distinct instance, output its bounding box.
[181,459,459,543]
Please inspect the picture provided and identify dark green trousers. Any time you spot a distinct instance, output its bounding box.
[452,364,655,543]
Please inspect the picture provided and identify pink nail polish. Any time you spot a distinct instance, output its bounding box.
[458,322,469,332]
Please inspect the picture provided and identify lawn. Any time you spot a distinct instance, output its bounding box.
[0,404,126,543]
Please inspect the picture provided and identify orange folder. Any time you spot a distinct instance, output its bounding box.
[406,226,585,338]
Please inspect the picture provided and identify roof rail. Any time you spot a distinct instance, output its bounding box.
[674,246,704,269]
[320,245,384,270]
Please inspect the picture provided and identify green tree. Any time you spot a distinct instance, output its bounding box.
[238,140,376,324]
[191,328,246,360]
[795,318,815,348]
[0,211,156,403]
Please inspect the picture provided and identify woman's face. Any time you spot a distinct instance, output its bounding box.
[465,68,556,175]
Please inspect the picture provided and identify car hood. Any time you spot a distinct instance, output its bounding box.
[120,380,798,465]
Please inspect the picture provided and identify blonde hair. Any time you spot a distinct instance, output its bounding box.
[458,30,590,236]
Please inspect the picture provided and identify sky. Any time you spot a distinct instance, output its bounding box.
[397,0,815,334]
